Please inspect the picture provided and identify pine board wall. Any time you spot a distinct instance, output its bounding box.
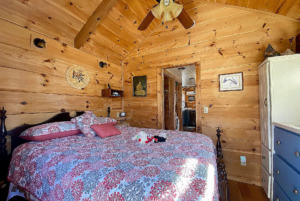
[123,4,300,185]
[0,19,123,132]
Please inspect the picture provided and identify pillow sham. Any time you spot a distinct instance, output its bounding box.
[20,121,81,141]
[91,123,121,138]
[97,116,117,125]
[71,111,100,138]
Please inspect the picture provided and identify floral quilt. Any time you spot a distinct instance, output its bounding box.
[8,126,219,201]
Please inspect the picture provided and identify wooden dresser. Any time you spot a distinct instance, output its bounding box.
[272,123,300,201]
[258,55,300,200]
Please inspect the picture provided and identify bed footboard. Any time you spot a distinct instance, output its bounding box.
[216,127,229,201]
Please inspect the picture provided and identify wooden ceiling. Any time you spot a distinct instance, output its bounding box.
[202,0,300,20]
[0,0,299,66]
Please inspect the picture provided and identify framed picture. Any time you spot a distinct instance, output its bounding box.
[219,72,243,92]
[133,76,147,97]
[188,96,195,101]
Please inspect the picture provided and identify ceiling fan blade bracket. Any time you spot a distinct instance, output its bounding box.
[177,8,195,29]
[138,11,155,31]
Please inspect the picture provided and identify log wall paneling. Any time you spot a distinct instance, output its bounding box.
[0,19,123,131]
[168,78,176,130]
[164,76,170,130]
[123,3,300,185]
[157,67,164,129]
[176,83,183,131]
[195,62,202,133]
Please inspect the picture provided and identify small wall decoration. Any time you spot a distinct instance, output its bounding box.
[188,96,195,101]
[264,44,280,58]
[219,72,243,92]
[66,66,89,89]
[133,76,147,97]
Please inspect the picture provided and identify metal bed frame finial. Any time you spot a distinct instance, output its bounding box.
[0,107,8,157]
[216,127,223,159]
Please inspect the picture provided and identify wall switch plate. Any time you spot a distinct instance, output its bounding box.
[204,107,208,114]
[117,112,120,117]
[240,156,246,166]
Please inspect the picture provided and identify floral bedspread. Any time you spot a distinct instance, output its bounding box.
[8,126,219,201]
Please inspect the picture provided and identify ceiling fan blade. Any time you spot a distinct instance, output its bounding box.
[177,8,195,29]
[138,11,155,31]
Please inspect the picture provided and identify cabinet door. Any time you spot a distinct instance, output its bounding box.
[259,64,271,149]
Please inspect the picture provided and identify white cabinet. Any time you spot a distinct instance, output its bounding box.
[258,55,300,200]
[259,63,271,149]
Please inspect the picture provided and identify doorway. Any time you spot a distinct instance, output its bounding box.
[163,64,197,132]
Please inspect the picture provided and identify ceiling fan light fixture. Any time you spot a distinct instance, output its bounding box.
[139,0,194,31]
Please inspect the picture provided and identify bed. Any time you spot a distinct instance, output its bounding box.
[0,107,229,201]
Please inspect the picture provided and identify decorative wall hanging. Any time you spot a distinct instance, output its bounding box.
[264,44,280,58]
[281,37,295,55]
[99,61,107,68]
[219,72,243,92]
[188,96,195,101]
[30,34,47,51]
[281,49,294,56]
[66,66,89,89]
[33,38,46,48]
[133,76,147,97]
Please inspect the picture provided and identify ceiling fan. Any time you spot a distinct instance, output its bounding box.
[138,0,195,31]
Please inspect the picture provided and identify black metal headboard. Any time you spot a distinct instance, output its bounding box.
[8,111,85,155]
[0,106,111,157]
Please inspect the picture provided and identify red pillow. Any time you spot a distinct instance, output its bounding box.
[91,123,121,138]
[20,122,81,141]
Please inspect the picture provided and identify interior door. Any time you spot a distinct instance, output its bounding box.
[259,63,271,150]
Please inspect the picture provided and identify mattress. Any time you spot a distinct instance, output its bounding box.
[8,125,219,201]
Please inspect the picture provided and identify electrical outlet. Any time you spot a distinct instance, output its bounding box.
[117,112,120,117]
[204,107,208,114]
[240,156,246,166]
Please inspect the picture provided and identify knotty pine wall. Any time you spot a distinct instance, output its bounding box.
[0,19,123,131]
[123,4,300,185]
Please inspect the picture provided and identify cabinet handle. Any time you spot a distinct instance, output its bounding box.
[295,152,300,157]
[264,98,268,106]
[276,170,280,174]
[277,141,281,145]
[294,189,298,195]
[262,156,266,159]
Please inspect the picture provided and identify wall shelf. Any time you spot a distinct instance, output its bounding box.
[102,89,124,97]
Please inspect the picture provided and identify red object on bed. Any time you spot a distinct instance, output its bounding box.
[19,122,81,141]
[91,123,121,138]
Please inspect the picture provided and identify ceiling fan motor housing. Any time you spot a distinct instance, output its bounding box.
[138,0,195,31]
[151,0,183,22]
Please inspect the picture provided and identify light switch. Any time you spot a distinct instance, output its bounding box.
[204,107,208,114]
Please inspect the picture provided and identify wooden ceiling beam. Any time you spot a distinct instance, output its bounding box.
[74,0,118,49]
